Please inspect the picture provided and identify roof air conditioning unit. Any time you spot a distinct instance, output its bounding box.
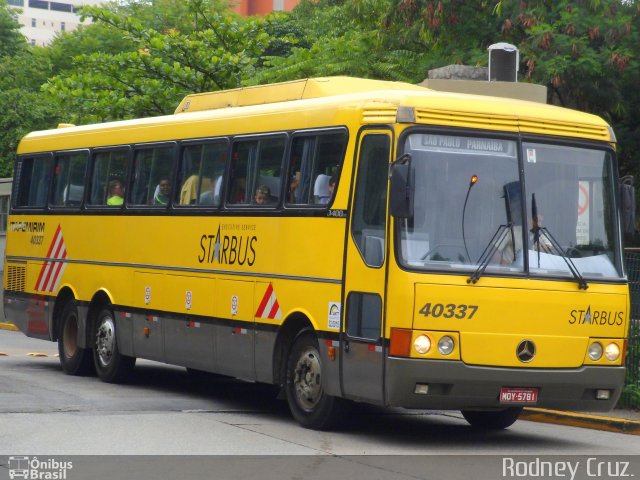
[488,43,519,82]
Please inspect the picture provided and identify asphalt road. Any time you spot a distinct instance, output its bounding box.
[1,329,639,480]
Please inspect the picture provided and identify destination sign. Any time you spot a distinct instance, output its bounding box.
[408,134,516,157]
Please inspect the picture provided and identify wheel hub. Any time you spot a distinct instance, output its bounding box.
[96,316,115,367]
[293,347,322,410]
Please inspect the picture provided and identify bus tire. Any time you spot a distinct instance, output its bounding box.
[285,330,347,430]
[92,306,135,383]
[461,407,522,430]
[57,300,94,376]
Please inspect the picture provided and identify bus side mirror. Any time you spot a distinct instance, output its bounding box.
[389,154,414,219]
[620,175,636,235]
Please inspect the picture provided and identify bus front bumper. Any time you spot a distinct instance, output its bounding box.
[385,357,625,412]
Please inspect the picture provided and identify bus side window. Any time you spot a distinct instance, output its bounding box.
[178,142,227,207]
[228,136,286,207]
[197,142,227,206]
[51,151,87,208]
[252,137,285,206]
[351,134,390,267]
[131,145,174,206]
[13,156,51,208]
[286,130,346,206]
[346,292,382,340]
[88,149,129,206]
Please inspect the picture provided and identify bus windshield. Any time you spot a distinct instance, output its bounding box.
[397,132,622,280]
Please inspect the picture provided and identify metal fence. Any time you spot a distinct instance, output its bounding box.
[620,251,640,409]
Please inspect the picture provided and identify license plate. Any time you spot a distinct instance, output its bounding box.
[499,387,538,404]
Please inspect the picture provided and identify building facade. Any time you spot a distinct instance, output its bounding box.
[8,0,103,46]
[232,0,300,16]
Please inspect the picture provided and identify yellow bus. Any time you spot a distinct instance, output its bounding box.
[3,77,631,430]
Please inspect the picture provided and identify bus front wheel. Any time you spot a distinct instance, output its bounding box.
[285,330,347,430]
[92,306,135,383]
[461,407,522,430]
[57,300,94,376]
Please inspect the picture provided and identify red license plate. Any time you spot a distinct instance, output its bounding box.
[499,387,538,404]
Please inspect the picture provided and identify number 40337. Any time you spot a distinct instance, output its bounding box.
[418,302,478,320]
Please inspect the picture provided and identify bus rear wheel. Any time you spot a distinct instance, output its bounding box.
[285,331,347,430]
[92,306,135,383]
[57,300,93,375]
[461,407,522,430]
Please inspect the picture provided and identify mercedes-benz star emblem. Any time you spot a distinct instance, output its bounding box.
[516,340,536,363]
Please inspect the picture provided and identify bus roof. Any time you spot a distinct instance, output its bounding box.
[17,77,613,153]
[173,77,427,114]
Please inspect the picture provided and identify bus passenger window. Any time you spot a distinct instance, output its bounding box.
[178,142,226,206]
[197,142,227,206]
[13,156,51,208]
[51,151,88,208]
[286,130,346,206]
[88,149,128,207]
[131,145,174,206]
[228,136,285,207]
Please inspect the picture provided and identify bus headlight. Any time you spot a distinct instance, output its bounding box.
[414,335,431,355]
[588,342,603,361]
[604,343,620,361]
[438,336,455,355]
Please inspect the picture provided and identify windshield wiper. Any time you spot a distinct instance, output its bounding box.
[535,227,589,290]
[468,223,513,284]
[530,192,587,290]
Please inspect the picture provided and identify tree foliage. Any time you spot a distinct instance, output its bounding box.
[0,0,25,57]
[1,0,639,192]
[257,0,640,178]
[0,1,55,176]
[43,0,290,123]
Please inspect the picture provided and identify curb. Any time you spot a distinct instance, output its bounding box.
[522,408,640,435]
[0,322,18,332]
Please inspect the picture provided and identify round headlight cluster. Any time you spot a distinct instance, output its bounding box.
[438,336,455,355]
[413,335,456,356]
[604,343,620,361]
[413,335,431,354]
[588,342,603,361]
[588,341,621,362]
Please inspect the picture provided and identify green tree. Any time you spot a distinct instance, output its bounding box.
[274,0,639,174]
[0,0,25,57]
[43,0,280,123]
[0,1,58,176]
[253,0,413,84]
[0,49,60,176]
[46,22,136,74]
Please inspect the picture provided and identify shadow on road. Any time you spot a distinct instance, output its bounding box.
[17,357,584,450]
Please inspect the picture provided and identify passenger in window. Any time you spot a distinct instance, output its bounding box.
[254,185,275,205]
[495,214,552,265]
[200,176,223,205]
[154,178,171,205]
[107,179,124,206]
[317,175,338,205]
[180,170,212,205]
[288,171,300,203]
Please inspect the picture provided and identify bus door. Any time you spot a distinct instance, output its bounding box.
[341,131,391,405]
